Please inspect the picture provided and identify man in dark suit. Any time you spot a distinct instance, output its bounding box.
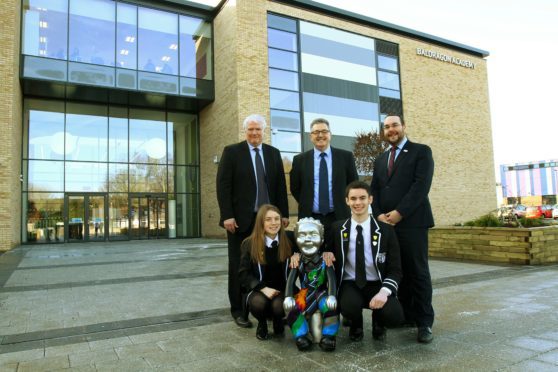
[370,113,435,343]
[290,118,359,246]
[217,114,289,328]
[330,181,403,342]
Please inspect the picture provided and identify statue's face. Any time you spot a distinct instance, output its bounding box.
[296,222,322,257]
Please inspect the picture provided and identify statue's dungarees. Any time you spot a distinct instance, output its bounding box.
[286,258,339,339]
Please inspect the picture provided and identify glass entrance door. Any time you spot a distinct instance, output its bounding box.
[66,194,107,242]
[130,195,167,239]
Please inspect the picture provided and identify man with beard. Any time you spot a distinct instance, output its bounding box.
[370,113,435,343]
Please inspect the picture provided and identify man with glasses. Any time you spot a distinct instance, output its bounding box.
[290,118,358,247]
[370,113,435,343]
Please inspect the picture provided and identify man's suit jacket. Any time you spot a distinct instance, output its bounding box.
[371,140,434,229]
[216,141,289,233]
[330,216,402,295]
[290,147,358,220]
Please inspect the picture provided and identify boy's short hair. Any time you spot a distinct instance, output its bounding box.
[345,180,371,198]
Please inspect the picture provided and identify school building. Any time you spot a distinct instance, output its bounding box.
[0,0,496,249]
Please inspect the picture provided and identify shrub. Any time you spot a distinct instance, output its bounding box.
[463,214,503,227]
[519,217,544,227]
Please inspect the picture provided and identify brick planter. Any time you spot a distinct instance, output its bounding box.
[429,226,558,265]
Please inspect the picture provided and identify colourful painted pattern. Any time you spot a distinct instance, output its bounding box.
[286,260,339,339]
[500,162,558,198]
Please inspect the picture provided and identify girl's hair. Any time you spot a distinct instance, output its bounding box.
[247,204,292,264]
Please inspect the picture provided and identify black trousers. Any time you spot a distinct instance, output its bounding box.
[395,227,434,327]
[338,280,404,330]
[227,216,255,319]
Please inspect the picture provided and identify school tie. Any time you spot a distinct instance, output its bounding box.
[254,148,269,208]
[388,145,397,177]
[355,225,367,288]
[319,152,329,215]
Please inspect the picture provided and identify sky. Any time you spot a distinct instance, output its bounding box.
[315,0,558,178]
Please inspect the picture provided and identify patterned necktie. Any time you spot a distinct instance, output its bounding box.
[319,152,329,215]
[388,145,397,177]
[254,148,269,208]
[355,225,367,288]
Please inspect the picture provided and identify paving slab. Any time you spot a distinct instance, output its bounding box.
[0,239,557,371]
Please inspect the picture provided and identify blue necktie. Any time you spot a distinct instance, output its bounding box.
[319,152,329,215]
[254,148,269,209]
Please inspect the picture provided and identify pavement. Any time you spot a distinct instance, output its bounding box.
[0,239,557,371]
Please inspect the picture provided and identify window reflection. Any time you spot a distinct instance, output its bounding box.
[138,8,178,74]
[23,99,201,241]
[168,112,199,165]
[23,0,68,60]
[65,161,108,192]
[270,109,300,131]
[378,54,398,72]
[109,193,128,239]
[66,103,108,162]
[129,164,167,192]
[268,48,298,71]
[130,109,167,164]
[174,166,199,193]
[23,192,64,243]
[109,163,128,192]
[268,28,297,51]
[116,3,137,69]
[175,193,200,237]
[28,160,64,191]
[270,89,300,111]
[26,101,65,160]
[269,68,299,91]
[22,0,213,92]
[271,131,301,152]
[180,15,212,79]
[378,71,400,91]
[69,0,115,66]
[109,107,128,162]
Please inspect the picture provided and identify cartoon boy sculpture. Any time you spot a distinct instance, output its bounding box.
[283,218,339,351]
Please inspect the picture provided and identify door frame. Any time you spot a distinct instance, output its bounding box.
[64,192,108,242]
[128,193,168,240]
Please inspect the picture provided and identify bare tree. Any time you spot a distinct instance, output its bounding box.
[353,130,387,175]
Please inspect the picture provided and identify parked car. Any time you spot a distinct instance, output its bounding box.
[541,205,554,218]
[553,204,558,219]
[513,204,527,219]
[525,206,544,219]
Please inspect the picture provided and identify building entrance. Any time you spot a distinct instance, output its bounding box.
[130,195,167,239]
[65,194,107,242]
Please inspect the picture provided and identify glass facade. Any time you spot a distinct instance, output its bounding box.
[267,14,301,175]
[22,0,213,96]
[22,98,200,243]
[266,14,403,157]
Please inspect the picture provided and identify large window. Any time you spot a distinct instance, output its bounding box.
[267,14,301,175]
[69,0,115,66]
[22,0,213,95]
[23,0,68,59]
[22,99,200,243]
[267,14,403,156]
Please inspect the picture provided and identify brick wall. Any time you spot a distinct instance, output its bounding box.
[429,226,558,265]
[0,0,22,251]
